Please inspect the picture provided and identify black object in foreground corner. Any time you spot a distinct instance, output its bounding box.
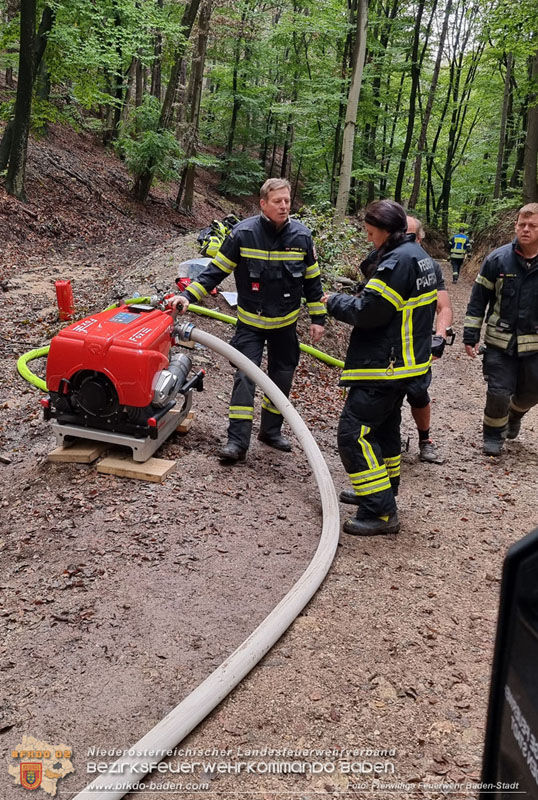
[481,527,538,800]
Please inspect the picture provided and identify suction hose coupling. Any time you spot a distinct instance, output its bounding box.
[175,321,196,342]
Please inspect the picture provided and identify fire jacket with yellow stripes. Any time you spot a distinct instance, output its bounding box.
[449,233,470,259]
[181,214,326,331]
[327,240,437,384]
[463,239,538,355]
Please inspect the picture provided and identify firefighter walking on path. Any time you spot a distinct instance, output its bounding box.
[463,202,538,456]
[449,227,470,283]
[322,200,437,537]
[170,178,326,462]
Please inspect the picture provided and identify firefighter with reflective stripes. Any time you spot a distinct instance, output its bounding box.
[463,203,538,456]
[170,178,326,462]
[322,200,437,537]
[449,228,470,283]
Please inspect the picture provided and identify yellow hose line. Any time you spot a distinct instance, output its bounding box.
[17,346,49,392]
[17,297,344,393]
[188,303,344,369]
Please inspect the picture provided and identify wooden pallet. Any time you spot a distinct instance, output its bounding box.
[46,410,195,481]
[96,453,176,483]
[48,440,107,464]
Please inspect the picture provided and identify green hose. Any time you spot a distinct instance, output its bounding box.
[104,296,152,310]
[17,297,344,392]
[188,303,344,368]
[17,346,49,392]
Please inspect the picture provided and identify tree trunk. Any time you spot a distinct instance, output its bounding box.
[0,3,54,172]
[121,57,137,122]
[380,61,407,195]
[408,0,452,209]
[334,0,368,223]
[176,0,212,212]
[135,58,143,107]
[393,0,426,203]
[365,0,399,203]
[494,53,513,200]
[133,0,201,201]
[4,0,36,200]
[150,0,164,100]
[523,51,538,203]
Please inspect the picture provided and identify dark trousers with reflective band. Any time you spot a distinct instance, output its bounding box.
[338,381,409,518]
[450,256,464,279]
[482,348,538,439]
[227,321,300,450]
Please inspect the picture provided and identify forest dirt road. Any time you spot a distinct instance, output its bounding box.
[1,233,537,800]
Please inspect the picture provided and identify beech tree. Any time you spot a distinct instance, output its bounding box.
[334,0,368,222]
[0,0,536,225]
[0,2,55,201]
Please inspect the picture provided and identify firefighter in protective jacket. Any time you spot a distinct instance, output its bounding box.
[463,202,538,456]
[449,228,470,283]
[170,178,326,461]
[323,200,437,537]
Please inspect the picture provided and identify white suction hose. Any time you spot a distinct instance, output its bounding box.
[73,323,340,800]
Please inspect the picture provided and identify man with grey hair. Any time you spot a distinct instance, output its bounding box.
[463,202,538,456]
[405,216,453,463]
[171,178,326,462]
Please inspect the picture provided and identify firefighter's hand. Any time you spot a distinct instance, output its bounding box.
[310,324,325,344]
[465,343,480,359]
[169,295,190,315]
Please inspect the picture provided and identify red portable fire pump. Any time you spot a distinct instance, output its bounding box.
[41,297,204,462]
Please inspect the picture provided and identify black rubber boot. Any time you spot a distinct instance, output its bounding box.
[482,436,503,456]
[506,411,523,440]
[218,441,247,462]
[257,431,292,452]
[339,489,360,505]
[343,513,400,537]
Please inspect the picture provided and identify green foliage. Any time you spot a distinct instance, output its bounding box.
[294,203,367,284]
[0,0,535,221]
[180,152,222,170]
[116,95,183,182]
[30,98,65,134]
[218,151,265,196]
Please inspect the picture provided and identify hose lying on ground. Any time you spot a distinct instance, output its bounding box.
[71,321,340,800]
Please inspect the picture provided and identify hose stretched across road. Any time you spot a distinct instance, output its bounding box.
[71,321,340,799]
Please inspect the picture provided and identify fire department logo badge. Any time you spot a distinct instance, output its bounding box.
[9,735,74,796]
[20,763,42,790]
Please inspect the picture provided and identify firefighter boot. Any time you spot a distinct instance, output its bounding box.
[506,410,524,440]
[483,436,504,456]
[258,407,292,451]
[339,489,360,505]
[343,512,400,536]
[257,431,292,452]
[218,441,247,462]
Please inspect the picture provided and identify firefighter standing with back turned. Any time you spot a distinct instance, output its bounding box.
[170,178,326,462]
[449,227,470,283]
[322,200,437,537]
[463,202,538,456]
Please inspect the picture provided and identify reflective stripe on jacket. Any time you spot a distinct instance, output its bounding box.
[463,240,538,354]
[450,234,469,258]
[183,214,325,330]
[327,240,437,384]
